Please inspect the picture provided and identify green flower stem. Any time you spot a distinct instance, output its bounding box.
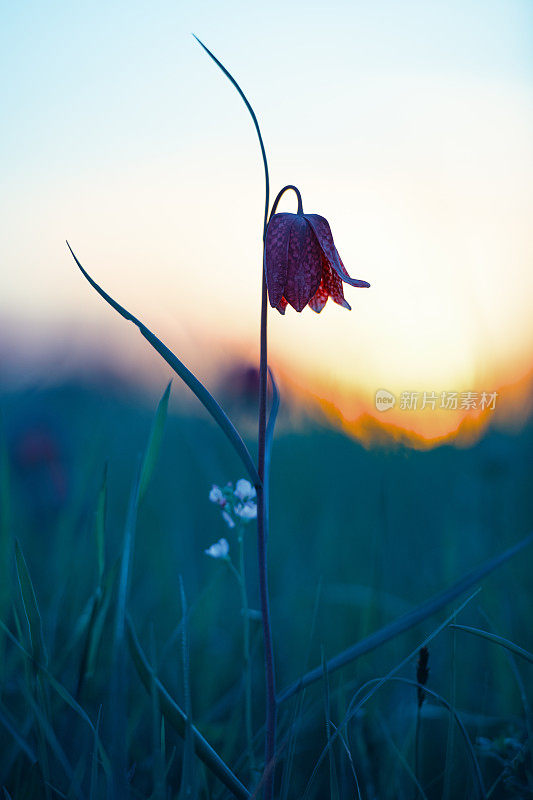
[257,281,276,799]
[194,37,277,798]
[225,535,256,783]
[238,533,256,781]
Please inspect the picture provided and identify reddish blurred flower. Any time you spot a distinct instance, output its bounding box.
[265,210,370,314]
[15,426,67,503]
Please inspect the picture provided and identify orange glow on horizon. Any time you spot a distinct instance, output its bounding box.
[278,364,533,449]
[2,312,531,451]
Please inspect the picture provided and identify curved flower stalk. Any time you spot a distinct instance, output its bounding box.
[68,34,371,800]
[195,36,278,799]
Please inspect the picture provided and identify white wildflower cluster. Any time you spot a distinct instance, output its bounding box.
[204,538,229,560]
[205,479,257,559]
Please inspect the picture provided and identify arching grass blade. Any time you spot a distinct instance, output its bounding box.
[450,624,533,665]
[15,540,47,668]
[126,615,250,800]
[278,532,533,703]
[66,242,261,489]
[139,381,171,503]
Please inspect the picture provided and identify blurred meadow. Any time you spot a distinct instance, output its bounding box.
[1,0,533,797]
[0,373,532,798]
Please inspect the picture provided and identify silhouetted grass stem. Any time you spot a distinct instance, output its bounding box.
[237,530,256,780]
[257,271,276,800]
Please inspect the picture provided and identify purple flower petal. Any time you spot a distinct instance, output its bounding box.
[304,214,370,288]
[265,213,295,308]
[276,296,288,315]
[309,280,328,313]
[284,216,322,312]
[322,256,351,309]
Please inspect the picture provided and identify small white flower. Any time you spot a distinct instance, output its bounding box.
[222,510,236,529]
[209,485,226,506]
[234,479,256,502]
[235,502,257,521]
[204,538,229,559]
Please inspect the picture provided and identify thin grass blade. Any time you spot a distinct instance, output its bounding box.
[139,382,171,502]
[15,540,47,667]
[149,630,166,800]
[321,650,339,800]
[302,593,484,800]
[89,707,102,800]
[126,615,250,799]
[280,578,322,800]
[328,721,362,800]
[95,463,107,583]
[450,624,533,664]
[109,459,142,798]
[442,615,457,800]
[278,532,533,703]
[24,687,75,787]
[85,562,118,682]
[66,242,260,489]
[376,715,426,800]
[388,678,486,798]
[178,576,197,800]
[0,704,37,764]
[0,619,111,777]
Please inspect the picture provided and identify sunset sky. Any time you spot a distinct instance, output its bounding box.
[1,0,532,440]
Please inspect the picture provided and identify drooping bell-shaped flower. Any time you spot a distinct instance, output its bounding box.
[265,189,370,314]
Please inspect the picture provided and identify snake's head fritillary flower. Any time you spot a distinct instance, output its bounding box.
[265,203,370,314]
[205,538,230,559]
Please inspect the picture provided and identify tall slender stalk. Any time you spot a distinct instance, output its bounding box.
[257,275,276,799]
[189,43,306,799]
[240,547,256,783]
[228,529,256,782]
[192,36,277,798]
[257,184,303,798]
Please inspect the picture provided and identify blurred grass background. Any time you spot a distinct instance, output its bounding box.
[0,375,532,798]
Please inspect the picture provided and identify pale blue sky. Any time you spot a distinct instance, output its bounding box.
[1,0,532,434]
